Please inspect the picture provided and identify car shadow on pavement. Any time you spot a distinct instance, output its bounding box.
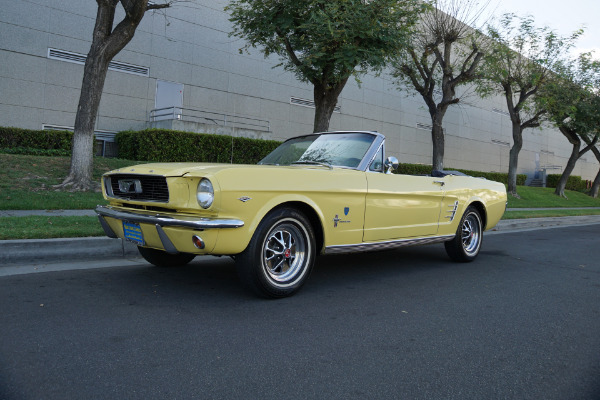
[84,243,489,303]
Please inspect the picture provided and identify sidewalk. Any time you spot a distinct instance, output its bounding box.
[2,209,600,266]
[0,209,96,217]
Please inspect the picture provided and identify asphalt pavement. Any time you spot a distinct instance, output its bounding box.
[1,224,599,399]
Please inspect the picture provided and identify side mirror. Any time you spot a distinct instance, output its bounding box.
[384,156,399,174]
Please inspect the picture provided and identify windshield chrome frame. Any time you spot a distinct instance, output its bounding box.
[365,140,386,173]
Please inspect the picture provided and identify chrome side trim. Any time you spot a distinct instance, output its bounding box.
[95,205,244,230]
[324,234,455,255]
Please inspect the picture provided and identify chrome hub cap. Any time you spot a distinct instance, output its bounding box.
[461,212,481,256]
[262,222,306,284]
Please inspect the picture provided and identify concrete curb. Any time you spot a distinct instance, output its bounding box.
[488,215,600,233]
[1,216,600,266]
[0,237,138,265]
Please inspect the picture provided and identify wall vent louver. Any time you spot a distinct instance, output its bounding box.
[48,48,149,77]
[492,108,510,116]
[290,97,341,113]
[416,122,433,130]
[491,139,510,147]
[42,124,116,142]
[42,124,73,132]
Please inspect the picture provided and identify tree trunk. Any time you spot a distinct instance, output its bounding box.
[591,167,600,198]
[313,78,349,133]
[555,129,599,197]
[62,49,111,191]
[60,0,164,191]
[313,92,336,133]
[585,140,600,198]
[507,122,523,197]
[555,142,580,198]
[431,121,444,171]
[430,109,446,171]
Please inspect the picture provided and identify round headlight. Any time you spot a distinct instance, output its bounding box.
[197,178,214,209]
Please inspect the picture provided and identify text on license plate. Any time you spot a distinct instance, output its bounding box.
[123,221,144,246]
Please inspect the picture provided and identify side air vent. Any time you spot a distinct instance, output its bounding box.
[291,97,341,113]
[48,48,149,77]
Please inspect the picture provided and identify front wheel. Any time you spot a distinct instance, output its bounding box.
[236,207,316,298]
[444,206,483,262]
[137,246,196,267]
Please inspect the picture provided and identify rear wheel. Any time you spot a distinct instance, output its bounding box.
[444,206,483,262]
[137,246,196,267]
[236,207,316,298]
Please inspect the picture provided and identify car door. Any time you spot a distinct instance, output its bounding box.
[363,173,445,241]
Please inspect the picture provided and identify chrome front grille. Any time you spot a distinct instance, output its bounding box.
[106,174,169,203]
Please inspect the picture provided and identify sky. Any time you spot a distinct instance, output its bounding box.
[488,0,599,57]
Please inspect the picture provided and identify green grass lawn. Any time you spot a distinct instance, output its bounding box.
[503,209,600,219]
[0,153,135,210]
[507,186,600,208]
[0,216,103,239]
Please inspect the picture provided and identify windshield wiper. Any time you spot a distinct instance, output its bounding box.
[291,160,333,169]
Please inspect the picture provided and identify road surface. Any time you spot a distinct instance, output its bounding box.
[1,225,599,399]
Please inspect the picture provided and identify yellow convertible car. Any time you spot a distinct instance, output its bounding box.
[96,131,506,297]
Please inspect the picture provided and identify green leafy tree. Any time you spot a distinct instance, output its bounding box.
[61,0,171,191]
[476,14,582,197]
[391,0,490,171]
[226,0,426,133]
[537,53,600,198]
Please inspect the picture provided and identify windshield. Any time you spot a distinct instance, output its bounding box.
[259,132,376,169]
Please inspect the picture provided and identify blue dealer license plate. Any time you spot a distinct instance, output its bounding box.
[123,221,144,246]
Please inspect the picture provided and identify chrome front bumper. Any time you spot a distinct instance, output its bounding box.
[95,205,244,254]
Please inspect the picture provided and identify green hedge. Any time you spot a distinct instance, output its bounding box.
[546,174,587,192]
[0,126,533,186]
[394,163,526,185]
[396,163,433,175]
[0,127,72,151]
[116,129,281,164]
[453,168,527,186]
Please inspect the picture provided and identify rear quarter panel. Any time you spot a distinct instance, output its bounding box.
[438,176,506,236]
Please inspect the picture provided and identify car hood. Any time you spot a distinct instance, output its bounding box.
[106,162,335,177]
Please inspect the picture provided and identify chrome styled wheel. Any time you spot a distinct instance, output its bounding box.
[262,221,308,286]
[236,208,316,298]
[445,206,483,262]
[461,212,482,256]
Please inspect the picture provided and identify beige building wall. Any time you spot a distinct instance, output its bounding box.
[0,0,596,181]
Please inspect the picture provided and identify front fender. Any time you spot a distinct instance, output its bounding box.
[210,168,368,254]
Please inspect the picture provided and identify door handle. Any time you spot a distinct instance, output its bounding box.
[433,181,445,186]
